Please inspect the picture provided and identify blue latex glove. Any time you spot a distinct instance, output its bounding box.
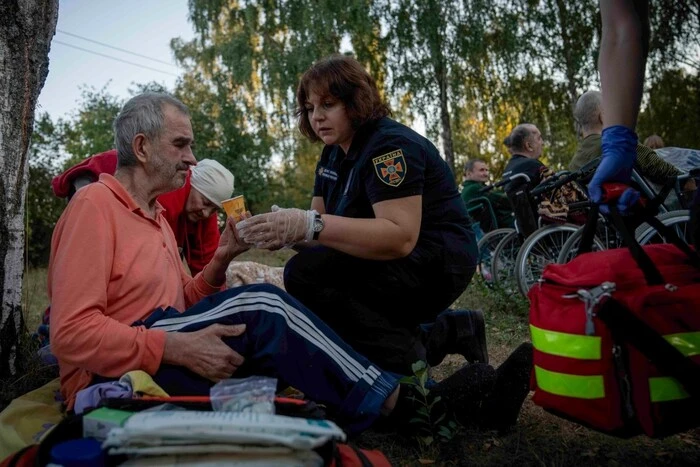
[588,125,640,214]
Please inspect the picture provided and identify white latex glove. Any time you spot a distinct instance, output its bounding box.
[236,206,316,250]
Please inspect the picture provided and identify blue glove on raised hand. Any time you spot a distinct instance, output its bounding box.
[588,125,640,214]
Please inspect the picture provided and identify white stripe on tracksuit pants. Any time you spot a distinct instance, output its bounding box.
[138,283,398,434]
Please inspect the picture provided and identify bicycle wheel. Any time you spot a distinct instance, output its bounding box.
[515,224,579,296]
[491,231,523,291]
[556,225,611,264]
[477,228,515,284]
[634,210,691,245]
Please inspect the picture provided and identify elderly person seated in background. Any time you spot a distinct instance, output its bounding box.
[460,159,514,231]
[643,134,665,150]
[501,123,548,194]
[570,91,683,187]
[52,150,234,275]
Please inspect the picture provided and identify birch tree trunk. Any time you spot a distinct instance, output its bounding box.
[0,0,58,377]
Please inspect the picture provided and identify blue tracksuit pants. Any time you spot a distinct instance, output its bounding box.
[136,283,398,435]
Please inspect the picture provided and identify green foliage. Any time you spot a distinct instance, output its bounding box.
[381,0,506,174]
[26,114,66,267]
[399,360,460,450]
[518,0,599,107]
[59,85,123,169]
[648,1,700,76]
[174,0,386,213]
[638,68,700,149]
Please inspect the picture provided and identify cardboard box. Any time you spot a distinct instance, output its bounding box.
[221,195,247,221]
[83,407,133,441]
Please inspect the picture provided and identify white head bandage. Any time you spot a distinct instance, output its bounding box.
[190,159,235,208]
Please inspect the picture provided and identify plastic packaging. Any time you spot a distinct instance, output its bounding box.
[210,376,277,414]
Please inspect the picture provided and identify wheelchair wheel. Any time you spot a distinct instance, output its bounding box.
[514,224,579,296]
[477,228,515,284]
[491,231,523,292]
[634,210,691,245]
[556,224,613,264]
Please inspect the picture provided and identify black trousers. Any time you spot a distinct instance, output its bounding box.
[284,246,475,375]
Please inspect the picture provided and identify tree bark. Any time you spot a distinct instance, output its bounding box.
[438,68,455,176]
[0,0,58,377]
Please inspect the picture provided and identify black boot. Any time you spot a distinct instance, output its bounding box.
[424,309,488,367]
[431,362,497,427]
[477,342,533,433]
[385,363,496,433]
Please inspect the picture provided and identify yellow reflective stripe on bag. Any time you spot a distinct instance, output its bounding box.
[530,325,601,360]
[535,365,605,399]
[664,332,700,357]
[649,377,690,402]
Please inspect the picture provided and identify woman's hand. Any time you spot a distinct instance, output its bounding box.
[237,206,315,250]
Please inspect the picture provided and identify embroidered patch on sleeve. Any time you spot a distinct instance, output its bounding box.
[318,166,338,181]
[372,150,407,187]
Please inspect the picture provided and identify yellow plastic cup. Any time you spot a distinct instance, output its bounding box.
[221,195,247,221]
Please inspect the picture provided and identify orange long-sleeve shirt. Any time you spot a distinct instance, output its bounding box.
[48,174,221,409]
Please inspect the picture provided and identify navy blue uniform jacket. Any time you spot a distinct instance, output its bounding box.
[312,117,476,273]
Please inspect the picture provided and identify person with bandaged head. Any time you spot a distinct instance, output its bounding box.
[52,150,234,275]
[236,55,489,376]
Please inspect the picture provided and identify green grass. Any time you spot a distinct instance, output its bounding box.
[6,255,700,465]
[0,267,57,412]
[22,266,50,333]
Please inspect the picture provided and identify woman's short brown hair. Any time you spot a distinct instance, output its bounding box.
[295,54,390,142]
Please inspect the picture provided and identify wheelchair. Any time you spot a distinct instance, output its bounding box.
[482,166,593,296]
[556,165,697,264]
[466,196,500,240]
[467,196,514,283]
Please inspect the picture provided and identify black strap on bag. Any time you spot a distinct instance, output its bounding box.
[576,187,700,285]
[597,299,700,402]
[577,203,599,255]
[606,204,665,285]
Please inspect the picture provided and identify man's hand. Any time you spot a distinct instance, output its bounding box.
[216,214,252,261]
[163,324,246,382]
[202,215,252,286]
[237,206,315,250]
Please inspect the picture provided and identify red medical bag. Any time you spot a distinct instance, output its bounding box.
[529,203,700,437]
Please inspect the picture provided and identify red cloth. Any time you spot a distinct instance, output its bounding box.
[51,150,220,275]
[157,173,220,275]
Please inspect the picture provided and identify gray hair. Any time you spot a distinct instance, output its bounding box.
[503,124,536,152]
[464,159,486,175]
[113,92,190,167]
[574,90,602,135]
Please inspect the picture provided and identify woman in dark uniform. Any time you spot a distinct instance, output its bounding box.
[238,55,479,374]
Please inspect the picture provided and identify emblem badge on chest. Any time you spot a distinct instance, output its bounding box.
[372,149,407,187]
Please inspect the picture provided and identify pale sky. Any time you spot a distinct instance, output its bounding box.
[37,0,194,120]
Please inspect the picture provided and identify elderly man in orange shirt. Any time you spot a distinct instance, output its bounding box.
[48,92,532,435]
